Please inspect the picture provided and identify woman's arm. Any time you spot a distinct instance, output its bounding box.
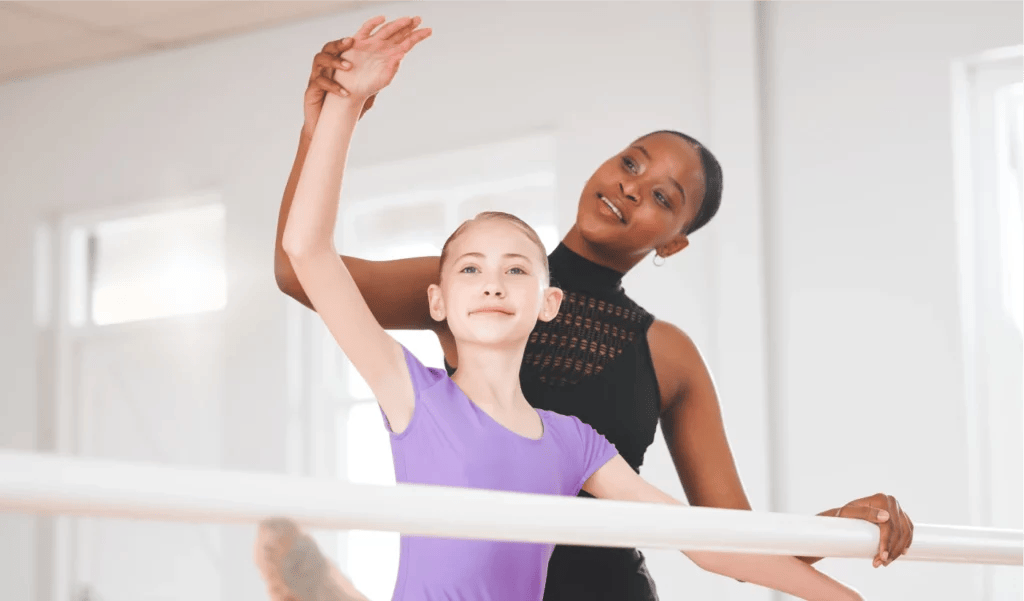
[282,16,431,432]
[650,320,912,568]
[649,320,752,507]
[583,457,864,601]
[275,35,372,304]
[274,127,441,331]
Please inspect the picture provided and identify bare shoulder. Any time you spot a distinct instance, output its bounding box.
[647,319,709,414]
[648,319,700,357]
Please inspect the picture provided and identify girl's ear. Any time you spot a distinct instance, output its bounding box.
[427,283,447,322]
[539,287,563,322]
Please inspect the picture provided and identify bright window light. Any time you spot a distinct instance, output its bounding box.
[345,402,396,486]
[87,203,226,326]
[346,329,444,400]
[535,225,560,256]
[996,83,1023,334]
[344,402,399,601]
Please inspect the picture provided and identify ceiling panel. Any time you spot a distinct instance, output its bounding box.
[0,1,377,84]
[0,31,143,82]
[0,3,90,48]
[12,1,215,29]
[133,1,356,43]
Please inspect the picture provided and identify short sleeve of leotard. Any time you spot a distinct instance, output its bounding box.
[378,344,447,434]
[568,417,619,494]
[400,344,447,395]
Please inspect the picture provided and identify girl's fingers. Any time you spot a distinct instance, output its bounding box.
[355,15,386,39]
[400,28,432,52]
[387,16,421,42]
[373,16,414,40]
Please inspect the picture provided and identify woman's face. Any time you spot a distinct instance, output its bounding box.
[575,132,707,263]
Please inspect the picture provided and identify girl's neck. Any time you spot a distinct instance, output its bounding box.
[450,342,530,411]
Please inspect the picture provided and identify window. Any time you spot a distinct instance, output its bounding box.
[341,402,400,601]
[318,134,558,601]
[952,46,1023,601]
[995,82,1023,334]
[66,201,226,327]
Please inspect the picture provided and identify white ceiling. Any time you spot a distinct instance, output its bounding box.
[0,1,375,84]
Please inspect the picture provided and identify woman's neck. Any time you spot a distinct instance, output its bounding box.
[450,341,530,411]
[560,225,645,275]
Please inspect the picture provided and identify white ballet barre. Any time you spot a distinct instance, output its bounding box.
[0,450,1020,566]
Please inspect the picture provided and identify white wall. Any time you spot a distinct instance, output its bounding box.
[0,2,1019,601]
[0,199,39,600]
[763,2,1022,600]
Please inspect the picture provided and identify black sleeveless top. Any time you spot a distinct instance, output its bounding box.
[446,243,663,600]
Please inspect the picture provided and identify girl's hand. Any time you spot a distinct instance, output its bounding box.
[821,492,914,568]
[331,16,432,102]
[299,17,421,137]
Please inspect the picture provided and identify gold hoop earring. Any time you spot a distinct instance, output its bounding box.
[653,253,666,267]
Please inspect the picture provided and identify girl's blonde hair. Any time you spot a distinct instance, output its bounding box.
[438,212,549,280]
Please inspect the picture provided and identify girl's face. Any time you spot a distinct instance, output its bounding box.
[428,220,562,348]
[575,132,707,263]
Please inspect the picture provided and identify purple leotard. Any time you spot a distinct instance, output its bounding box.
[382,346,618,601]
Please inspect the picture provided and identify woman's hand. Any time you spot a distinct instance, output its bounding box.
[304,37,361,137]
[330,15,432,102]
[822,492,914,568]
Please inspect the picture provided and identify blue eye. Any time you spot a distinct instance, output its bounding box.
[461,266,478,274]
[508,267,526,275]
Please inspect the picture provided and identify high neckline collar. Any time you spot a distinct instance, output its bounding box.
[548,242,625,294]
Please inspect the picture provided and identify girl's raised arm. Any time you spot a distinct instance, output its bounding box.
[273,23,442,335]
[282,16,432,433]
[583,457,865,601]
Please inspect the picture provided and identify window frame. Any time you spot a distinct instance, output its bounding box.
[950,44,1024,601]
[47,191,227,601]
[56,191,226,335]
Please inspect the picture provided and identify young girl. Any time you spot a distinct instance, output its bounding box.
[282,15,865,601]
